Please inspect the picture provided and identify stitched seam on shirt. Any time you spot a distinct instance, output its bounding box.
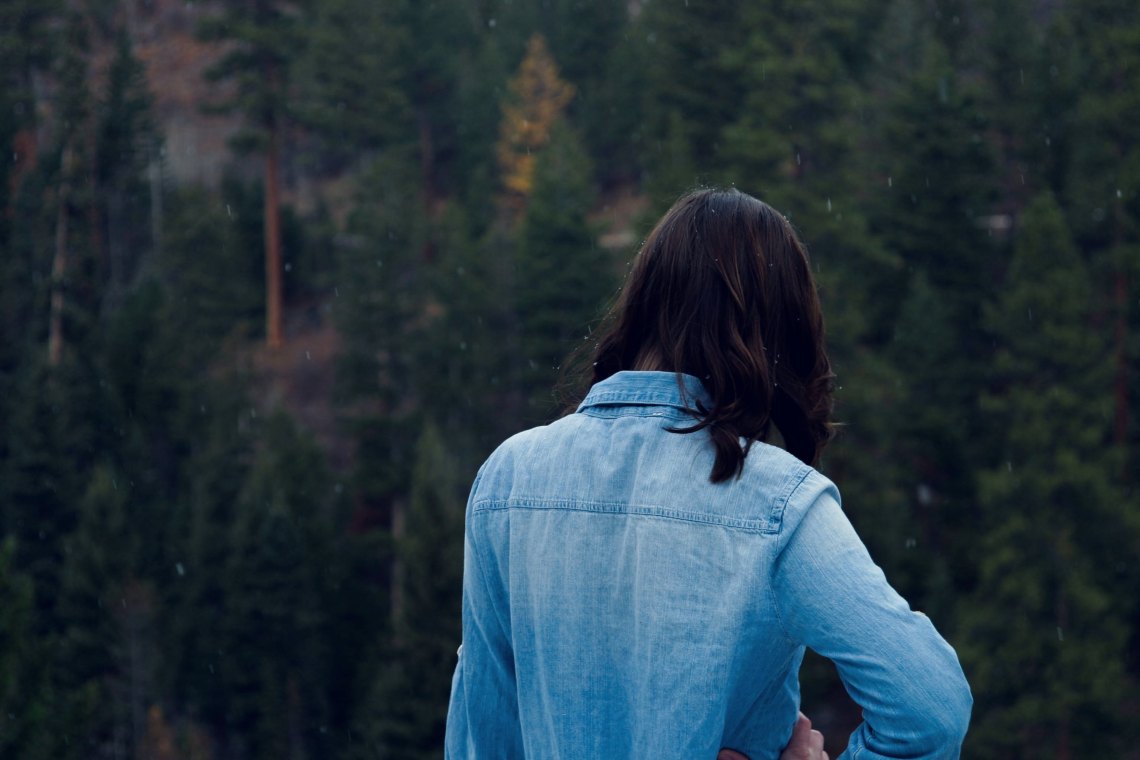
[472,498,770,533]
[467,470,515,649]
[768,467,815,645]
[577,408,694,421]
[766,466,811,535]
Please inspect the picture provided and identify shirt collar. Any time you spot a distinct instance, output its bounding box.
[576,371,711,413]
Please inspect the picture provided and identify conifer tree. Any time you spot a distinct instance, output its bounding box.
[47,10,99,367]
[160,186,263,345]
[0,537,40,757]
[391,0,474,203]
[959,193,1138,756]
[516,122,611,421]
[1066,0,1140,470]
[49,466,135,758]
[95,31,158,314]
[162,378,257,733]
[199,0,308,348]
[350,423,463,759]
[637,0,747,175]
[299,0,412,158]
[222,411,332,759]
[0,0,61,395]
[866,28,998,618]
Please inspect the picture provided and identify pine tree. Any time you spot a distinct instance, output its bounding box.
[221,411,333,760]
[198,0,308,348]
[1065,0,1140,472]
[49,466,135,759]
[864,26,999,622]
[350,423,463,759]
[959,193,1138,756]
[47,10,101,367]
[95,31,159,315]
[298,0,412,159]
[160,186,263,347]
[515,122,611,421]
[162,377,257,735]
[637,0,747,175]
[0,0,61,399]
[391,0,474,203]
[0,537,41,757]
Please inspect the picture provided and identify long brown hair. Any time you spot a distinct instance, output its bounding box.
[586,188,835,483]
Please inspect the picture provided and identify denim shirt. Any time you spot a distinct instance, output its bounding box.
[446,371,971,759]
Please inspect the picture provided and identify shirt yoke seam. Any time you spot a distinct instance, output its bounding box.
[471,498,774,534]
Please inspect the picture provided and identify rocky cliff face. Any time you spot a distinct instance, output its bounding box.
[127,0,242,187]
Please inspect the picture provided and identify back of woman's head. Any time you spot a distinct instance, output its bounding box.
[589,188,835,482]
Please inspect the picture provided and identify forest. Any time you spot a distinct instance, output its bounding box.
[0,0,1137,757]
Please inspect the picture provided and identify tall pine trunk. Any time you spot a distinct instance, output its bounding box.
[265,113,284,349]
[49,144,74,366]
[1112,201,1128,455]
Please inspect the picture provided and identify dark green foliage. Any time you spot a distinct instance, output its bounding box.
[350,424,464,759]
[223,414,332,759]
[516,123,612,420]
[637,0,747,175]
[0,537,41,756]
[960,194,1138,755]
[160,185,264,346]
[96,32,159,313]
[197,0,306,152]
[298,0,413,159]
[3,2,1140,757]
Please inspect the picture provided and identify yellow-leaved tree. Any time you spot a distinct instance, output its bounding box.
[496,34,576,213]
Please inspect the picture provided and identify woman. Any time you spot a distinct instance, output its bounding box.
[445,189,972,759]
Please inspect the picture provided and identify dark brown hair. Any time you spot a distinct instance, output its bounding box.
[587,188,835,483]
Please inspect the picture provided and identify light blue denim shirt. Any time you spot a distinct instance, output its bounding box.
[446,371,971,759]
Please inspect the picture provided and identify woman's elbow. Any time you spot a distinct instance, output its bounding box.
[921,668,973,753]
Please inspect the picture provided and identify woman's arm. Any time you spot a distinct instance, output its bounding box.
[770,472,972,760]
[445,473,526,759]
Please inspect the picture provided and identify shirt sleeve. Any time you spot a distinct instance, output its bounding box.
[770,471,973,760]
[444,470,526,759]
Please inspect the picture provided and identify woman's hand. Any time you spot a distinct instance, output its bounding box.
[716,712,828,760]
[778,713,828,760]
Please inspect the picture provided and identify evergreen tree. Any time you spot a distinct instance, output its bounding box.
[47,10,101,367]
[222,411,333,760]
[49,466,135,759]
[637,0,747,176]
[1065,0,1140,471]
[864,26,999,621]
[298,0,413,162]
[160,186,264,347]
[0,537,43,757]
[350,423,463,759]
[392,0,475,202]
[199,0,308,348]
[0,0,61,403]
[162,377,258,737]
[959,193,1138,756]
[516,122,611,421]
[580,18,650,186]
[95,31,159,315]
